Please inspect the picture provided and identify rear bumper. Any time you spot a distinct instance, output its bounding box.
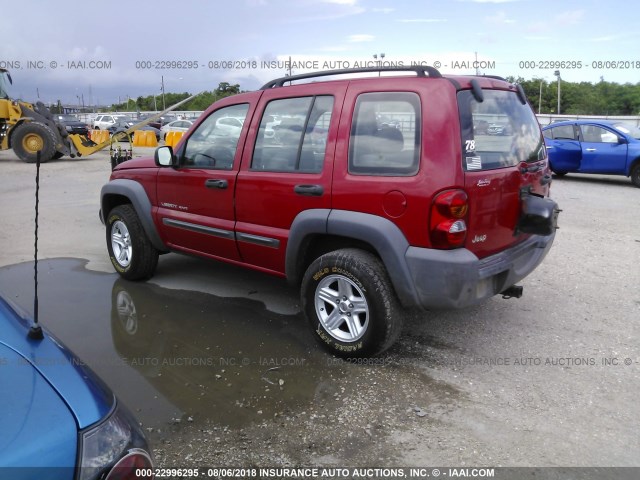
[405,232,556,309]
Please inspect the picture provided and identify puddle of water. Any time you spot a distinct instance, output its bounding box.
[0,257,465,463]
[0,259,341,431]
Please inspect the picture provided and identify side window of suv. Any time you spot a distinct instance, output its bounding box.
[181,104,249,169]
[349,92,420,176]
[252,96,333,173]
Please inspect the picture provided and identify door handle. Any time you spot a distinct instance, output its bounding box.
[585,148,596,152]
[294,184,324,196]
[545,145,554,149]
[205,179,228,189]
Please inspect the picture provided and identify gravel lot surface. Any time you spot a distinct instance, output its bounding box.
[1,148,638,475]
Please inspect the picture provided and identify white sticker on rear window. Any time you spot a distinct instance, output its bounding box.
[466,156,482,170]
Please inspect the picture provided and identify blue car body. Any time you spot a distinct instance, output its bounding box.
[542,120,640,187]
[0,296,152,479]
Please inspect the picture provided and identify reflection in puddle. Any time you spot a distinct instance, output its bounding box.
[109,277,334,428]
[0,259,338,430]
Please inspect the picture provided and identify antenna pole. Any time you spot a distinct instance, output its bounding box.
[28,150,43,340]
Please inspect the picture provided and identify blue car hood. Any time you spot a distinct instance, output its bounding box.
[0,342,78,473]
[0,297,114,431]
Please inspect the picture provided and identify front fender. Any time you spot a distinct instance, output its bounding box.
[100,179,168,252]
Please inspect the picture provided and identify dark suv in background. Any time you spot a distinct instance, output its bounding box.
[100,67,559,357]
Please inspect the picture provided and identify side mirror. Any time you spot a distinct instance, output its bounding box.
[618,136,628,144]
[155,145,175,167]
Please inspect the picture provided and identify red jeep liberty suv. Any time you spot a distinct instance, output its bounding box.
[100,67,559,357]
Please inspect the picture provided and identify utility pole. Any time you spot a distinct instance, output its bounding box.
[373,53,385,76]
[161,76,166,111]
[554,70,561,114]
[538,80,543,114]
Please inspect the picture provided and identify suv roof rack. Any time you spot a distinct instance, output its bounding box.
[261,66,442,89]
[481,74,508,82]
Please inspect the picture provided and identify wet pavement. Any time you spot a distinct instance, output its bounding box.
[0,259,331,425]
[0,258,448,462]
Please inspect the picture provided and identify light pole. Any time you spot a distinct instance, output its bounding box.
[554,70,561,114]
[538,79,544,114]
[161,76,166,111]
[373,53,385,75]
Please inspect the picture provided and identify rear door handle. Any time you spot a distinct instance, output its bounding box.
[294,184,324,196]
[585,148,596,152]
[205,179,228,189]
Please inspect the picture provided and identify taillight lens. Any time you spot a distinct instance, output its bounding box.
[430,190,469,248]
[105,449,153,480]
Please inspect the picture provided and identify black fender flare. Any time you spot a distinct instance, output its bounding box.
[100,179,168,252]
[286,209,420,307]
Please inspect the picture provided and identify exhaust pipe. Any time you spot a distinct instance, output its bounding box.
[501,285,523,299]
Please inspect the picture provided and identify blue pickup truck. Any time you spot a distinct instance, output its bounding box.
[542,120,640,187]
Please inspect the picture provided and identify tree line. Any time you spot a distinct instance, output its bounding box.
[89,82,243,114]
[71,78,640,116]
[508,77,640,116]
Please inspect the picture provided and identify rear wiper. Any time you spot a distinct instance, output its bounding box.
[520,163,543,174]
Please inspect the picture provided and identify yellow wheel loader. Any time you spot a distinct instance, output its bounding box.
[1,68,198,163]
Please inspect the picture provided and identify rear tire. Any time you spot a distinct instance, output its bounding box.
[11,122,57,163]
[106,205,159,280]
[301,248,403,357]
[631,164,640,188]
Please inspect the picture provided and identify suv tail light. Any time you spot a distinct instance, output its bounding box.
[430,189,469,249]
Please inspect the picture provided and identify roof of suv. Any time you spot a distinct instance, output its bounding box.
[260,66,519,94]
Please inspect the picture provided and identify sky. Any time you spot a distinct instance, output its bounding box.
[2,0,639,108]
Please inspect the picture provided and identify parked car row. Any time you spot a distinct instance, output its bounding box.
[160,119,193,139]
[106,119,161,142]
[53,114,90,136]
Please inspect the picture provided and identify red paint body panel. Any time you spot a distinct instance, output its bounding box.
[331,78,463,248]
[233,82,347,272]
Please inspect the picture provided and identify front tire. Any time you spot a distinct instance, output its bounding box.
[11,122,57,163]
[301,248,403,357]
[631,164,640,188]
[106,205,159,280]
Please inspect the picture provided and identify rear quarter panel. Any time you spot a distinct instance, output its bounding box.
[331,77,463,248]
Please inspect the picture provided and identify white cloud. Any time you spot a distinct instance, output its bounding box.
[397,18,447,23]
[589,35,618,42]
[485,11,515,24]
[322,0,358,5]
[348,34,374,42]
[372,7,395,14]
[316,45,350,52]
[460,0,520,3]
[554,10,585,26]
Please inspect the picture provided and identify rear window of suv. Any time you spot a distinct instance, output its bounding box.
[458,89,545,171]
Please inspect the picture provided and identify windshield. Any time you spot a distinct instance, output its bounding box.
[458,89,545,171]
[612,122,640,140]
[58,114,78,121]
[0,71,10,99]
